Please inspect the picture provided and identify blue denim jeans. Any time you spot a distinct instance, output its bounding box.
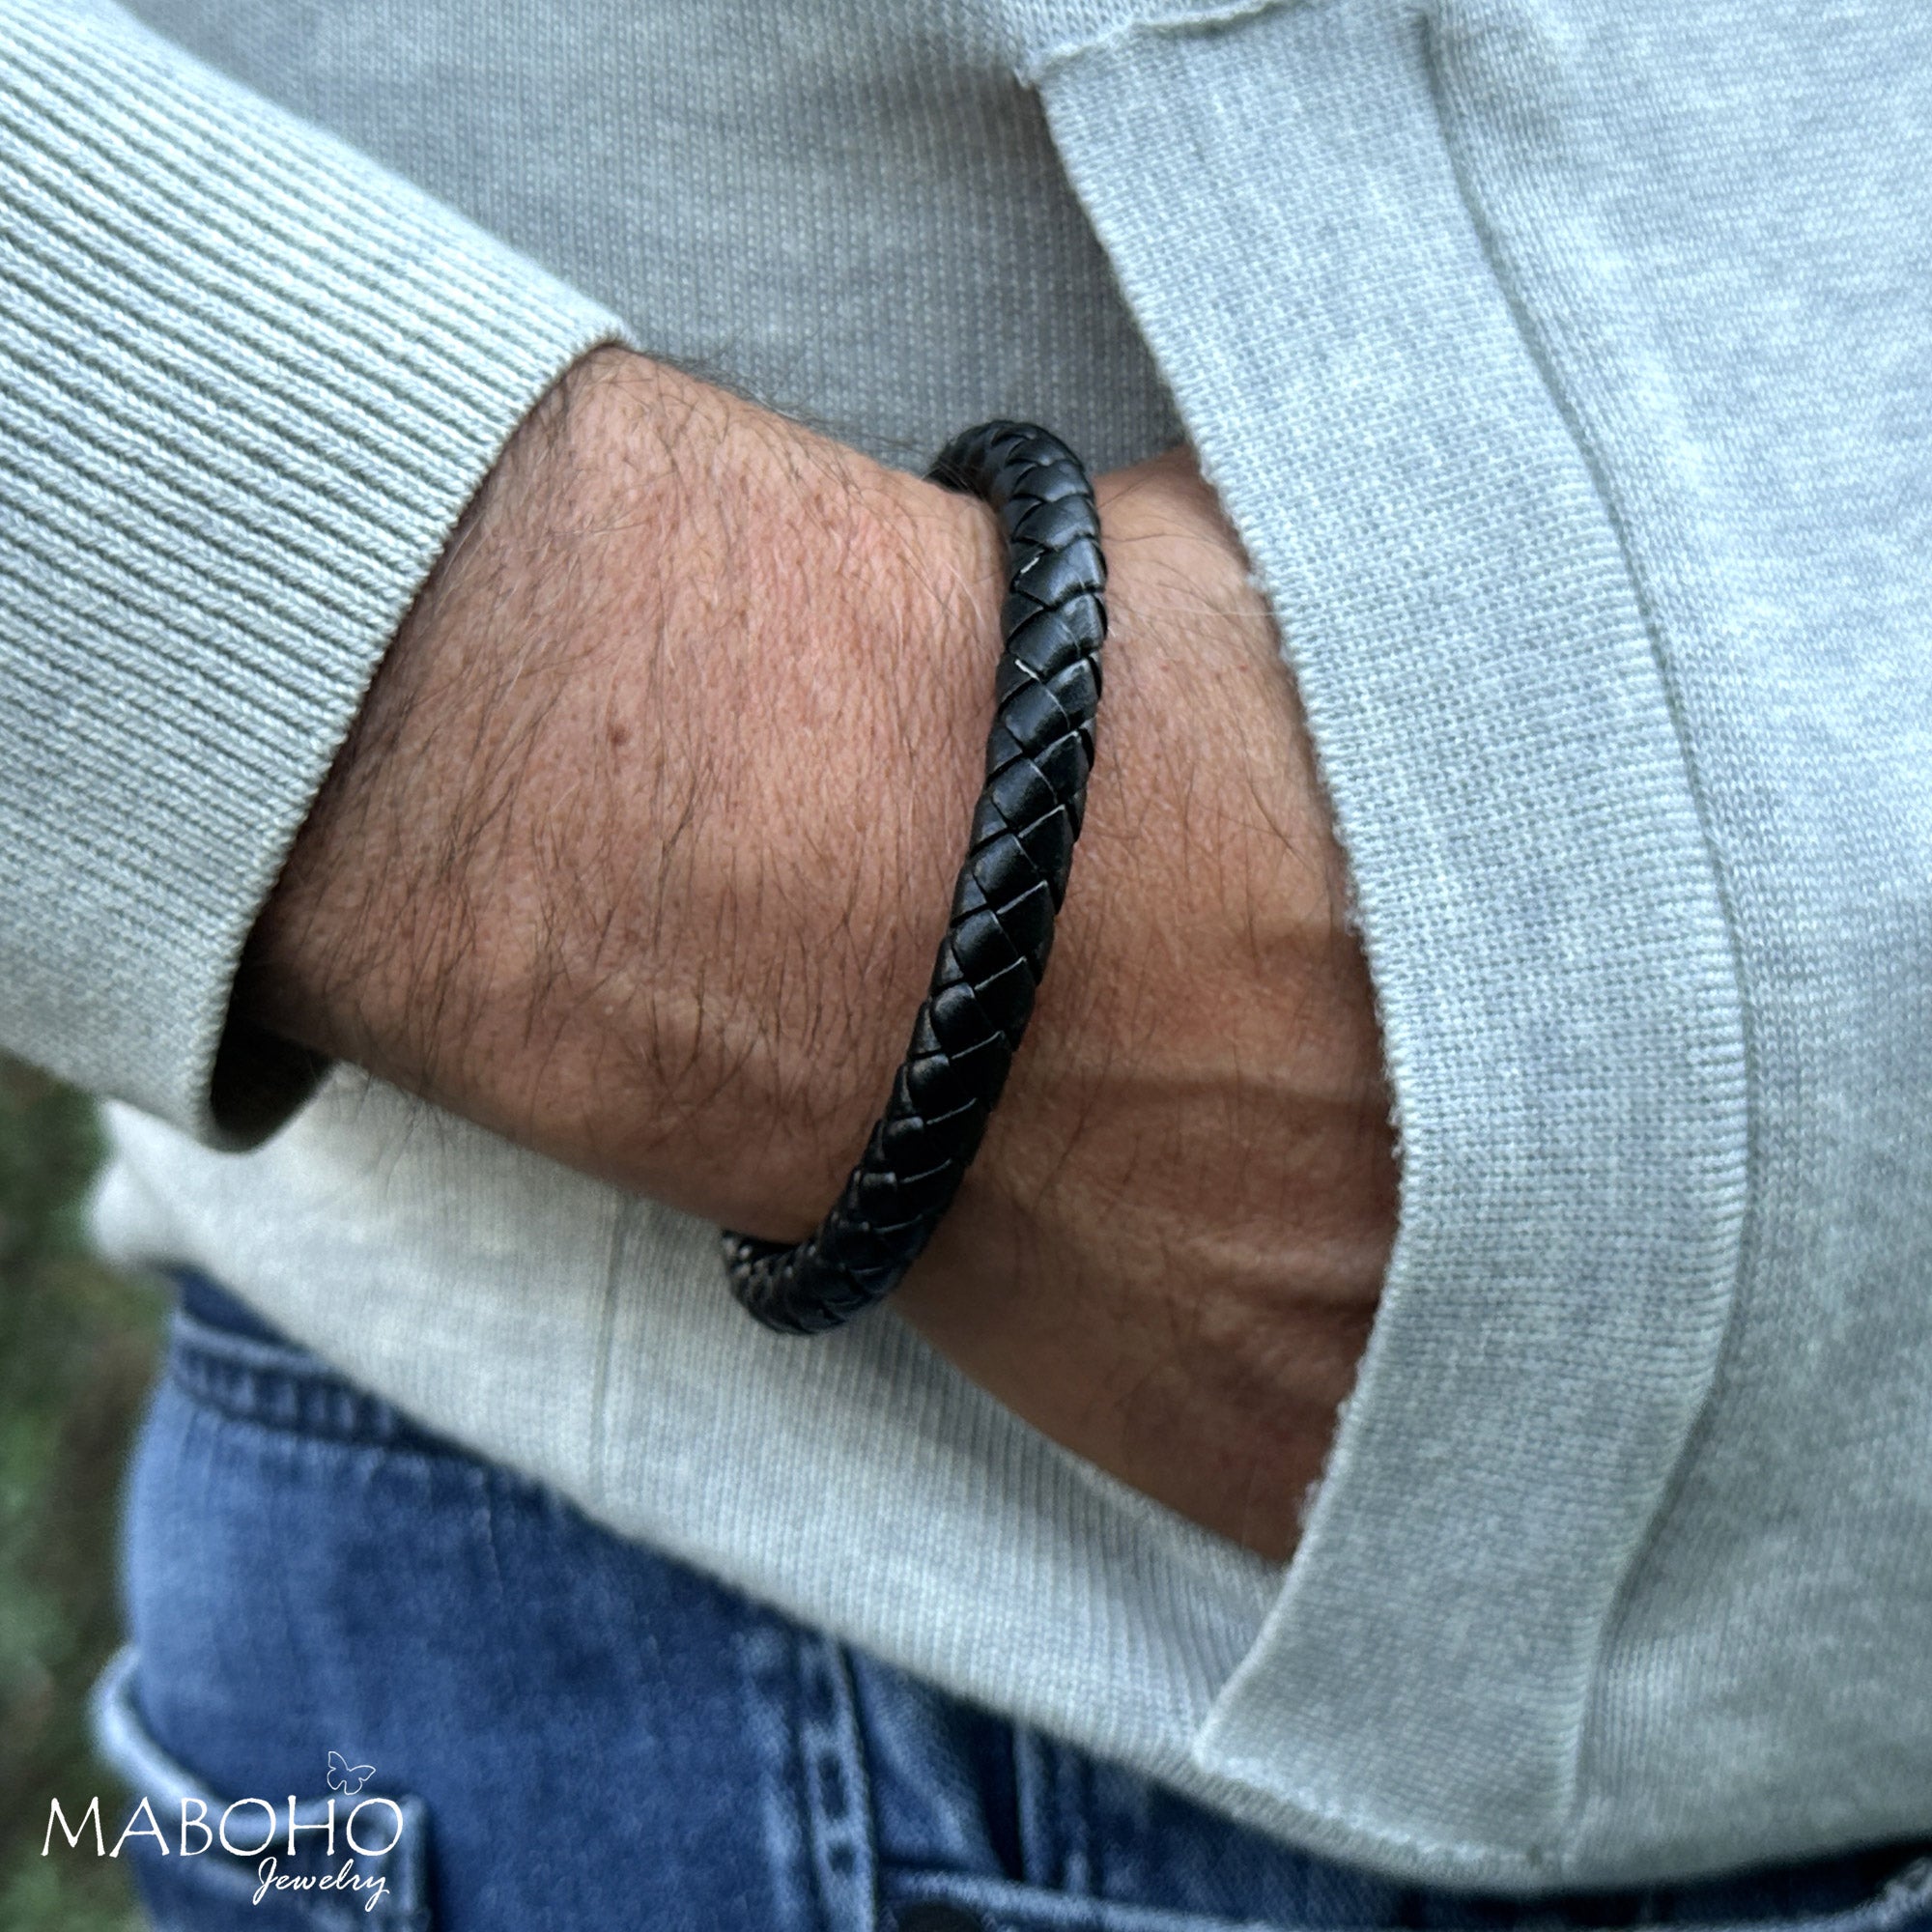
[94,1277,1932,1932]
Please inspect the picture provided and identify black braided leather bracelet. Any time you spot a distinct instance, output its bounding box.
[722,421,1107,1335]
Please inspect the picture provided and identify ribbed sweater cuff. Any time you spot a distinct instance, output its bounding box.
[0,0,623,1143]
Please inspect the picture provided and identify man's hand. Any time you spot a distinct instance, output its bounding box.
[239,348,1396,1559]
[897,448,1396,1556]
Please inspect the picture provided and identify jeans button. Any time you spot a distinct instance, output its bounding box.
[895,1906,985,1932]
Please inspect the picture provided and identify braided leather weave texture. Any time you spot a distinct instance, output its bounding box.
[723,421,1107,1335]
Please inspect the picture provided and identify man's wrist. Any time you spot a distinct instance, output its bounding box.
[238,346,1002,1227]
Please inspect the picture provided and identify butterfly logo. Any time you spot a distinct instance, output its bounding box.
[327,1751,376,1797]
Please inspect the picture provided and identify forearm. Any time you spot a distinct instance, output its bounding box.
[238,347,1003,1234]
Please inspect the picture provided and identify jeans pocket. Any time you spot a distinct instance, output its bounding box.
[873,1856,1932,1932]
[90,1649,434,1931]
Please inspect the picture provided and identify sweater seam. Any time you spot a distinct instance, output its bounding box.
[1417,11,1761,1861]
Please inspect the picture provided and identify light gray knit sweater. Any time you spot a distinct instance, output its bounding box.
[3,0,1928,1890]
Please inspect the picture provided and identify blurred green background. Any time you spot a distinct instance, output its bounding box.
[1,1054,159,1929]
